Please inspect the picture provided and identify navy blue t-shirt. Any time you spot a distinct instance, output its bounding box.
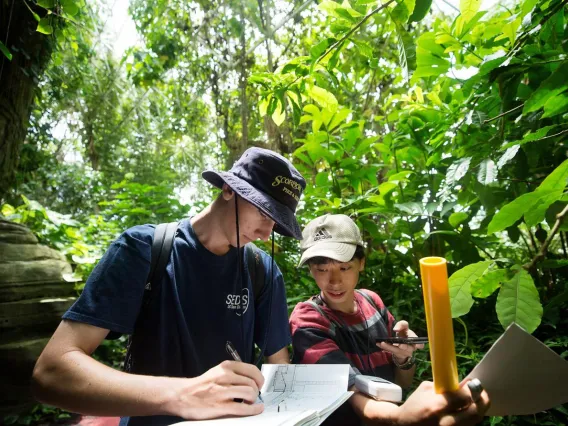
[63,218,291,425]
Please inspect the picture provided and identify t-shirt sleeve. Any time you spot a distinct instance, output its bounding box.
[254,258,291,357]
[290,303,361,386]
[62,225,154,335]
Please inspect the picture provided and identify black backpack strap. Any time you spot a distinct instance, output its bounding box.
[124,221,178,372]
[356,289,379,311]
[245,243,266,304]
[146,222,178,294]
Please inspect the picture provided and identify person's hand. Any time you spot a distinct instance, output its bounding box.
[168,360,265,420]
[377,320,424,363]
[394,380,490,426]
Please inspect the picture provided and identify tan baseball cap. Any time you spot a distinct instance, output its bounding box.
[299,214,365,266]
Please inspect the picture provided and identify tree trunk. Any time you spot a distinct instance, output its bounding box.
[239,3,249,156]
[0,1,54,200]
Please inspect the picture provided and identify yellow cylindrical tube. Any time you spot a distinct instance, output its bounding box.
[419,256,459,394]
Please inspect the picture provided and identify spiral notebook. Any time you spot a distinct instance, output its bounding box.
[170,364,353,426]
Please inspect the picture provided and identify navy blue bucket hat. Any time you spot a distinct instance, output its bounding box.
[202,147,306,240]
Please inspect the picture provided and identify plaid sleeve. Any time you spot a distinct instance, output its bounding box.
[289,302,360,386]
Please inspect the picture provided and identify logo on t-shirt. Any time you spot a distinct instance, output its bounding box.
[313,228,332,241]
[226,287,250,316]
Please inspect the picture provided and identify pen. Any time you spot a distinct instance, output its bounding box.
[226,341,264,403]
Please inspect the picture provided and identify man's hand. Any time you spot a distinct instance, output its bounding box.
[377,320,424,363]
[394,380,490,426]
[169,361,265,420]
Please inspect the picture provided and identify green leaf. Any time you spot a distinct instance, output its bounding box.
[500,125,558,151]
[272,101,286,126]
[37,0,56,7]
[477,159,496,185]
[61,0,80,17]
[487,192,539,234]
[449,212,468,228]
[496,266,543,333]
[542,94,568,118]
[310,38,335,60]
[449,261,492,317]
[1,203,15,216]
[524,61,568,114]
[446,157,471,187]
[460,0,482,23]
[471,269,508,298]
[497,144,520,168]
[0,41,12,61]
[391,0,416,24]
[524,190,563,227]
[394,22,416,81]
[36,17,53,35]
[307,86,338,112]
[409,0,432,22]
[536,158,568,193]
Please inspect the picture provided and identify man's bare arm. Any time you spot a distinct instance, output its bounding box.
[32,320,264,419]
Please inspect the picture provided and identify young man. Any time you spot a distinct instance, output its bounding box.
[32,147,306,426]
[290,214,490,426]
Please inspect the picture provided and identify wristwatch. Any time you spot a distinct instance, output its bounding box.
[393,353,416,370]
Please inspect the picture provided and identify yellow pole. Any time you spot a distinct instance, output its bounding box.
[419,257,459,393]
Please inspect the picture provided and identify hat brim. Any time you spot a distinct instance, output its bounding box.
[202,169,302,240]
[298,242,357,266]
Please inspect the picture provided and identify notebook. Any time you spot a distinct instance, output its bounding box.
[170,364,353,426]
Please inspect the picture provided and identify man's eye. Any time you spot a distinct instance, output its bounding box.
[340,266,351,271]
[258,209,268,219]
[316,268,328,273]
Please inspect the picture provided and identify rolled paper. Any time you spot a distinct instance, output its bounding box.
[419,256,459,393]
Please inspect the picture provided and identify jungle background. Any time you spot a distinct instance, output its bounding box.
[1,0,567,424]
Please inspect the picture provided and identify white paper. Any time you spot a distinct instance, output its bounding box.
[466,323,568,416]
[170,364,352,426]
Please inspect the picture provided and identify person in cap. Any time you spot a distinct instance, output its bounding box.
[289,214,490,426]
[32,148,306,426]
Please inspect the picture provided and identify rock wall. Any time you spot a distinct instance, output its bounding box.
[0,220,77,415]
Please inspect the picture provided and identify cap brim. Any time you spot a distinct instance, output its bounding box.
[298,242,357,266]
[202,169,302,240]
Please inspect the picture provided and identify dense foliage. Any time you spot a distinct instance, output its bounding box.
[1,0,567,424]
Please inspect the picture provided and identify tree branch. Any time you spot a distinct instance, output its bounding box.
[483,104,523,124]
[524,204,568,270]
[315,0,397,66]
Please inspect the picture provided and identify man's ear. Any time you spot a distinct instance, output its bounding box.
[221,183,235,200]
[358,257,366,272]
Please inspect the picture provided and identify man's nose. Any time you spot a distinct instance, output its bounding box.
[256,221,275,241]
[329,268,341,285]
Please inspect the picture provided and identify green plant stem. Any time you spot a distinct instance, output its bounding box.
[315,0,398,66]
[519,231,534,257]
[524,204,568,270]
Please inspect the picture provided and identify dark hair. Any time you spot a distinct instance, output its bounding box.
[307,245,365,266]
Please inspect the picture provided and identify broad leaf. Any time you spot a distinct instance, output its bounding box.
[496,266,542,333]
[497,145,520,169]
[460,0,482,23]
[36,17,53,35]
[487,192,540,234]
[307,86,338,112]
[542,94,568,118]
[477,159,496,185]
[272,101,286,126]
[409,0,432,22]
[470,269,508,298]
[536,158,568,193]
[524,61,568,113]
[446,157,471,187]
[500,125,558,151]
[394,22,416,81]
[449,212,468,227]
[449,261,492,317]
[524,190,563,227]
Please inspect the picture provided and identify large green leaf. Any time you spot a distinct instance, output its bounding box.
[470,269,508,298]
[477,159,496,185]
[449,212,468,227]
[36,17,53,35]
[409,0,432,22]
[524,61,568,113]
[496,266,543,333]
[542,94,568,118]
[536,158,568,193]
[500,125,558,151]
[446,157,471,187]
[460,0,482,23]
[487,192,539,234]
[307,85,338,112]
[391,0,416,24]
[393,22,416,81]
[449,261,492,317]
[524,190,563,227]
